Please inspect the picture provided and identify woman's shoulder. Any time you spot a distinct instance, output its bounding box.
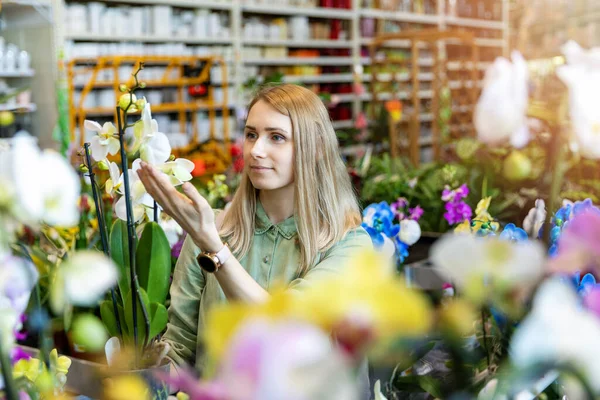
[328,225,372,252]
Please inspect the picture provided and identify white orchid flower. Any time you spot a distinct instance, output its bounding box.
[0,307,18,349]
[39,150,81,227]
[84,120,120,162]
[50,250,118,313]
[158,158,195,186]
[474,51,530,148]
[556,41,600,159]
[105,161,123,197]
[430,233,545,290]
[0,133,80,227]
[0,252,38,317]
[399,219,421,246]
[510,278,600,392]
[131,102,171,165]
[159,217,183,247]
[0,133,44,225]
[114,159,156,223]
[523,199,546,238]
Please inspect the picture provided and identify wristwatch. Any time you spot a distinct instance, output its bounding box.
[196,243,231,273]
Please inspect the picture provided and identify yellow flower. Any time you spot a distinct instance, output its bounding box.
[50,348,72,375]
[439,298,478,337]
[475,197,492,217]
[203,288,295,365]
[102,375,150,400]
[13,357,41,382]
[203,249,433,367]
[295,250,432,343]
[454,219,472,233]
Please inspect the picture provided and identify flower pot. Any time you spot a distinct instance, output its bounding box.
[16,344,170,399]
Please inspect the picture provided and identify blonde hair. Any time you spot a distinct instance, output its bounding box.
[219,84,361,275]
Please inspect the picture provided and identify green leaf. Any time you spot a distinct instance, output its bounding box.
[124,288,151,346]
[136,222,171,305]
[109,219,131,300]
[100,300,120,338]
[149,302,168,339]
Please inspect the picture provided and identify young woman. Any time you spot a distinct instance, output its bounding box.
[138,83,372,383]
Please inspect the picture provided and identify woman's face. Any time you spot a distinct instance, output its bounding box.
[243,100,295,193]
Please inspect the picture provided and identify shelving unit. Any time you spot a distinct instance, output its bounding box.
[49,0,507,156]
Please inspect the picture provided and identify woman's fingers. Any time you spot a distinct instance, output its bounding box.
[182,182,211,212]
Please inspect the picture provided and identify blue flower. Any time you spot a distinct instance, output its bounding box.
[499,223,528,242]
[394,237,410,264]
[573,272,600,296]
[362,201,400,249]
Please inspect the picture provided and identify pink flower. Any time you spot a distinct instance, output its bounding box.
[547,209,600,274]
[409,206,424,221]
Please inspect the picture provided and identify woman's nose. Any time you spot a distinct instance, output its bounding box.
[250,137,266,158]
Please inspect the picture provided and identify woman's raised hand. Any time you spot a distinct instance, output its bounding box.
[137,161,222,252]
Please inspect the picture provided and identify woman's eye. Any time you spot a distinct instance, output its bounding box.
[245,132,257,139]
[272,134,285,142]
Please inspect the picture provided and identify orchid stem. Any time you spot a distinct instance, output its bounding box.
[116,64,151,363]
[153,201,158,223]
[83,143,123,342]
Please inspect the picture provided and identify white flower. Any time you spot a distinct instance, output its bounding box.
[84,120,120,161]
[131,103,171,165]
[0,133,80,227]
[158,158,195,186]
[50,250,118,313]
[556,41,600,159]
[159,217,183,247]
[219,319,359,400]
[399,219,421,246]
[0,252,38,317]
[0,307,18,349]
[38,150,81,227]
[0,133,44,224]
[510,278,600,392]
[114,160,155,223]
[474,51,530,148]
[105,161,123,197]
[523,199,546,238]
[430,233,546,289]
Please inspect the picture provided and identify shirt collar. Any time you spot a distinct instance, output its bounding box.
[255,201,297,239]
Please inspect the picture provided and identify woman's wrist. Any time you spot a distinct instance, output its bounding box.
[192,228,223,253]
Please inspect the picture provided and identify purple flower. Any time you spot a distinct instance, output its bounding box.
[11,347,31,364]
[441,187,454,202]
[455,184,469,201]
[444,201,473,225]
[171,233,187,259]
[391,197,408,213]
[409,206,424,221]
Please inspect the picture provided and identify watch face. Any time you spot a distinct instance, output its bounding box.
[197,254,218,273]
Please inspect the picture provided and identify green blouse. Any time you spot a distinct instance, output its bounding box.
[162,202,372,370]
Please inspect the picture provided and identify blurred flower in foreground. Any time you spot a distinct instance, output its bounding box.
[430,233,545,312]
[556,41,600,159]
[474,51,530,148]
[510,278,600,392]
[204,250,432,369]
[547,209,600,274]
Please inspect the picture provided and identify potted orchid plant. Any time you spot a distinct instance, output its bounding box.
[67,63,195,398]
[0,130,121,399]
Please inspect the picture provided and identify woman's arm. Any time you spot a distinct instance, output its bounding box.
[138,162,268,304]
